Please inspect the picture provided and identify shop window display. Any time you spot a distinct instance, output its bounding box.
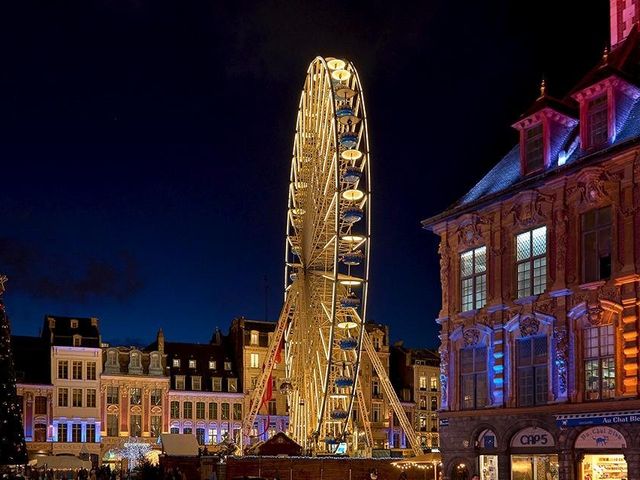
[480,455,498,480]
[581,454,627,480]
[511,454,558,480]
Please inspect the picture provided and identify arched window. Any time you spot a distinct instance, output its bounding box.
[583,308,616,400]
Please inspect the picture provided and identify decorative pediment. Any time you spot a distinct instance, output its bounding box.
[507,190,554,228]
[567,167,618,208]
[456,214,491,248]
[519,315,540,337]
[463,328,481,346]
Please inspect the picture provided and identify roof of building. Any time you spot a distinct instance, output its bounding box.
[42,315,101,348]
[422,27,640,228]
[164,340,239,392]
[12,335,51,384]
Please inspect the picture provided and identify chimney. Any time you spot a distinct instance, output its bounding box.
[157,328,165,353]
[611,0,640,47]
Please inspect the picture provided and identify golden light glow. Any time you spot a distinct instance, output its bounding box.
[335,85,356,99]
[291,208,305,215]
[341,149,362,161]
[342,235,365,243]
[327,59,346,70]
[331,69,351,82]
[294,181,308,189]
[337,320,358,328]
[339,279,362,286]
[342,189,364,201]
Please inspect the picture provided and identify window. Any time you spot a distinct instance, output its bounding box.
[58,423,68,442]
[70,319,78,329]
[268,400,277,416]
[72,424,82,443]
[130,387,142,405]
[183,427,192,435]
[72,388,83,407]
[517,335,548,407]
[107,386,119,405]
[86,424,96,443]
[73,336,82,346]
[183,402,193,419]
[233,403,242,420]
[170,401,180,419]
[172,358,180,368]
[151,416,162,437]
[86,362,96,380]
[106,350,118,368]
[524,123,544,173]
[460,346,487,409]
[34,424,46,442]
[70,361,82,380]
[209,402,217,420]
[209,360,216,370]
[170,427,180,434]
[419,376,427,391]
[250,353,260,368]
[373,335,381,350]
[582,207,612,283]
[150,353,161,370]
[516,226,547,298]
[196,402,205,419]
[250,330,259,345]
[149,389,161,406]
[460,246,487,311]
[208,427,218,444]
[86,389,97,408]
[188,359,196,369]
[430,396,438,411]
[227,377,238,392]
[224,361,232,371]
[58,388,69,407]
[419,396,427,409]
[251,376,258,389]
[107,414,119,437]
[221,403,230,420]
[130,415,142,437]
[35,396,47,415]
[430,377,438,391]
[584,324,615,400]
[372,404,381,423]
[175,376,185,390]
[212,377,222,392]
[372,379,380,397]
[588,94,608,147]
[58,361,68,379]
[192,376,202,391]
[196,427,205,445]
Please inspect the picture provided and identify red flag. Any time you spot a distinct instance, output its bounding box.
[262,373,273,406]
[274,337,284,364]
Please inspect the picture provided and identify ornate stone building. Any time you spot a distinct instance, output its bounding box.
[423,3,640,480]
[100,332,169,461]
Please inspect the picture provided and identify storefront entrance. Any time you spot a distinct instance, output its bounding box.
[511,454,559,480]
[580,454,627,480]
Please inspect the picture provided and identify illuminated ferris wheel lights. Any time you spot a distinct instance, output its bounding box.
[341,189,365,202]
[336,106,360,125]
[341,149,363,161]
[291,208,305,216]
[342,167,362,184]
[341,250,364,266]
[326,58,346,70]
[339,133,358,149]
[337,320,359,329]
[331,69,351,82]
[335,84,357,99]
[341,234,365,243]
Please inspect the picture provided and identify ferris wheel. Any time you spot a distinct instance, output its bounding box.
[244,57,421,456]
[282,56,371,452]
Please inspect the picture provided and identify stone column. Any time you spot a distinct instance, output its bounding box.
[558,449,575,480]
[625,449,640,480]
[497,452,510,480]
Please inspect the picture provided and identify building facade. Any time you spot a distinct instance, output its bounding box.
[100,334,169,461]
[423,4,640,480]
[163,329,245,447]
[391,344,440,450]
[229,318,288,444]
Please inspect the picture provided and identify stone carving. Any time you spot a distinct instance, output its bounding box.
[463,328,481,346]
[567,168,618,207]
[507,190,555,228]
[456,214,490,247]
[554,327,569,395]
[587,303,605,325]
[438,348,449,408]
[519,315,540,337]
[438,239,450,309]
[534,298,556,315]
[598,285,621,304]
[555,209,568,277]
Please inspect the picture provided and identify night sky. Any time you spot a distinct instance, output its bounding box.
[2,1,609,348]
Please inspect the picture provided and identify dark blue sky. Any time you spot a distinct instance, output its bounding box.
[2,1,607,347]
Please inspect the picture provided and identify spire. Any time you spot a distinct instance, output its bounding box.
[157,328,165,353]
[538,78,546,99]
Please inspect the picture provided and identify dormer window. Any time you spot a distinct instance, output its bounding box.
[209,360,216,370]
[73,335,82,347]
[70,319,79,329]
[188,359,196,369]
[587,95,608,147]
[172,358,180,368]
[524,124,544,173]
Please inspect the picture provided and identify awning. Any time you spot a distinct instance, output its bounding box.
[30,455,92,470]
[555,410,640,427]
[160,434,200,457]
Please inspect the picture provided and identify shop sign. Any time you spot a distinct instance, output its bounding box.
[556,410,640,427]
[439,418,449,427]
[575,426,626,449]
[510,427,555,447]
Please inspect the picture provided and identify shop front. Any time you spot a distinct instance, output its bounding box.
[574,426,627,480]
[509,427,559,480]
[477,429,499,480]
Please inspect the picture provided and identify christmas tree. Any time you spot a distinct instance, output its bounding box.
[0,276,27,465]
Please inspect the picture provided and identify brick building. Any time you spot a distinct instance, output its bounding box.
[422,2,640,479]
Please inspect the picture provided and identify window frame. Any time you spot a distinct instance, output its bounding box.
[583,323,616,401]
[581,206,613,283]
[516,335,549,407]
[587,94,609,148]
[515,226,547,298]
[460,246,487,311]
[524,123,544,174]
[459,345,488,410]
